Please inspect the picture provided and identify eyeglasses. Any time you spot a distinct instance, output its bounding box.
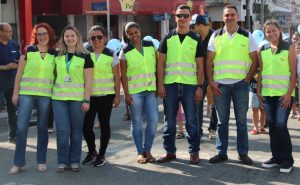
[36,32,48,37]
[1,30,13,33]
[91,35,103,41]
[175,14,190,19]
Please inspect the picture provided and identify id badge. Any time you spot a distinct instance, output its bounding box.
[64,75,72,82]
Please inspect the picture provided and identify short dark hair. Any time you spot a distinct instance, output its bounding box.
[223,4,238,14]
[176,5,191,14]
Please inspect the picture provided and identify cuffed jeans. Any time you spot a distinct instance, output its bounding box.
[264,96,294,166]
[163,83,200,154]
[52,100,85,167]
[0,88,17,140]
[14,95,50,166]
[129,91,158,154]
[214,80,249,155]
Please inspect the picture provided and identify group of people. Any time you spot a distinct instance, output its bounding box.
[0,3,296,175]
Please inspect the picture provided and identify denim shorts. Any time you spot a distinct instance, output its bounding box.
[249,92,260,108]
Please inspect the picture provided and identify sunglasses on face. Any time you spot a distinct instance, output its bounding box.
[175,14,190,19]
[91,35,103,41]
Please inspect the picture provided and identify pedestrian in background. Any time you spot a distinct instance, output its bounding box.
[120,22,158,164]
[0,22,19,144]
[258,19,296,173]
[157,5,204,164]
[190,14,218,140]
[10,23,56,174]
[82,25,120,167]
[206,5,258,165]
[52,25,93,172]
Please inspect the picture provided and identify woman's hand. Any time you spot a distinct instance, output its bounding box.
[12,93,19,106]
[125,95,134,105]
[113,96,120,107]
[280,94,292,109]
[81,102,90,112]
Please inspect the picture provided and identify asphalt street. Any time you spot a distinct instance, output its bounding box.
[0,98,299,185]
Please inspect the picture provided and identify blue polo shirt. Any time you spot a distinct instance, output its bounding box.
[0,40,20,89]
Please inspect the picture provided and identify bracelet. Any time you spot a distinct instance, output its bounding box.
[197,84,203,89]
[83,98,90,103]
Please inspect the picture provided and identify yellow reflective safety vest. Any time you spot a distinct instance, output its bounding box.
[52,53,88,101]
[164,30,198,85]
[89,47,115,96]
[261,42,294,96]
[19,45,56,97]
[124,40,156,94]
[213,28,252,81]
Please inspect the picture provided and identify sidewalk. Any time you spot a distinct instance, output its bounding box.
[0,99,299,185]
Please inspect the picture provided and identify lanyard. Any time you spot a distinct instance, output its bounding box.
[65,53,73,73]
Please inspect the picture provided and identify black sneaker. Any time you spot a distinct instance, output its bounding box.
[239,154,253,165]
[262,158,281,168]
[209,154,228,164]
[280,164,293,173]
[93,156,106,167]
[82,151,97,165]
[8,138,16,144]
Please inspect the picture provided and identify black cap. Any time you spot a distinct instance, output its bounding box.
[190,14,209,26]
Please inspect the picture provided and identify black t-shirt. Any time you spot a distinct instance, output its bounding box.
[66,53,94,68]
[201,29,214,59]
[23,45,57,60]
[158,29,204,58]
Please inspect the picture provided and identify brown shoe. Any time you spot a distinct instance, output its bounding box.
[190,152,200,164]
[143,152,156,163]
[157,153,176,163]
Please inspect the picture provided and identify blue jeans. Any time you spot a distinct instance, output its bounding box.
[0,88,17,140]
[129,91,158,154]
[163,83,200,154]
[14,95,50,166]
[264,96,294,166]
[52,100,85,167]
[214,80,249,155]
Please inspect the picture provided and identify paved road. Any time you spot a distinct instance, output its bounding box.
[0,98,299,185]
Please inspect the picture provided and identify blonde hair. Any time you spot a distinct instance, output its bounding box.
[58,25,88,56]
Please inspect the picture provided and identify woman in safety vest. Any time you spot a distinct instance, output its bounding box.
[10,23,56,174]
[257,19,297,174]
[120,22,158,164]
[52,25,93,173]
[82,25,120,167]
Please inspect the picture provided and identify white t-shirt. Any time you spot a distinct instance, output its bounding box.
[207,27,258,84]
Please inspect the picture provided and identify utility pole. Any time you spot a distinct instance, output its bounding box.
[107,0,110,40]
[246,0,251,31]
[260,0,265,29]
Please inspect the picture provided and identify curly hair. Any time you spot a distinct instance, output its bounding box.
[30,23,56,49]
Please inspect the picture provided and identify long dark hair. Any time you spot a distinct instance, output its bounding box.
[263,19,283,54]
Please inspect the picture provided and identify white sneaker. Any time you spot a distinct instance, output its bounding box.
[208,130,216,139]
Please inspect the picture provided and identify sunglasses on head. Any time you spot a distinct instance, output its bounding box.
[91,35,103,41]
[176,14,190,19]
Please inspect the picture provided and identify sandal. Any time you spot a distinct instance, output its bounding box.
[123,113,131,121]
[136,154,147,164]
[259,128,268,134]
[37,164,47,172]
[9,166,25,175]
[143,152,156,163]
[250,129,259,135]
[176,131,185,139]
[71,164,81,172]
[56,164,66,173]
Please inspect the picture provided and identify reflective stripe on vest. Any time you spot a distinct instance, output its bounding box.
[19,50,55,97]
[90,52,115,96]
[164,34,197,85]
[125,43,156,94]
[213,28,252,81]
[52,54,86,101]
[261,47,293,96]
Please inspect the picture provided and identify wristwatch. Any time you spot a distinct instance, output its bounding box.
[83,98,90,103]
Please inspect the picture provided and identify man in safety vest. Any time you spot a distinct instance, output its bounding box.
[157,5,204,164]
[206,5,258,165]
